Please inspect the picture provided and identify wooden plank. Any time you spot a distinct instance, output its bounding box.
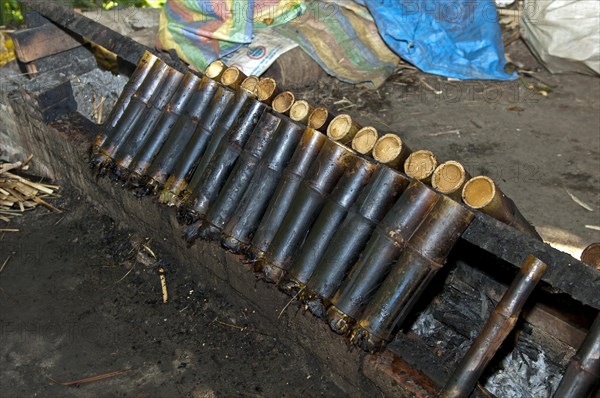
[10,23,82,63]
[19,0,150,66]
[462,213,600,310]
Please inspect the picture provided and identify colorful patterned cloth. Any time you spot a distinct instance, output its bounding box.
[157,0,399,87]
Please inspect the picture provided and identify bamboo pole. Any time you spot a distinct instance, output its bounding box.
[404,150,438,184]
[352,127,379,156]
[372,134,412,169]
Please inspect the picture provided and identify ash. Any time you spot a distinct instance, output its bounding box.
[72,68,128,124]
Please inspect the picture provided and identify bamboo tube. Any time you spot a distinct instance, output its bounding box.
[352,127,379,156]
[256,77,278,105]
[462,176,541,240]
[327,182,439,334]
[111,67,184,180]
[304,166,410,318]
[553,313,600,398]
[289,100,313,124]
[258,141,356,283]
[327,114,361,145]
[91,51,157,155]
[220,66,247,89]
[439,255,547,398]
[158,85,247,206]
[223,128,325,255]
[126,72,201,187]
[240,76,259,94]
[185,112,284,243]
[91,58,170,172]
[272,91,295,115]
[205,60,226,81]
[281,158,377,295]
[404,150,438,184]
[580,243,600,270]
[144,76,223,194]
[431,161,470,199]
[372,133,412,169]
[179,100,269,224]
[308,107,335,131]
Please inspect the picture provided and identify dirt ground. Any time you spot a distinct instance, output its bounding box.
[0,191,349,397]
[1,17,599,398]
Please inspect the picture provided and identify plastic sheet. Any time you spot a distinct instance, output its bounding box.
[521,0,600,76]
[361,0,517,80]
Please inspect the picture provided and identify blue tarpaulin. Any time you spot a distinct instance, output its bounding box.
[360,0,517,80]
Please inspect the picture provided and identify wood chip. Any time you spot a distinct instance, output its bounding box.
[566,189,594,212]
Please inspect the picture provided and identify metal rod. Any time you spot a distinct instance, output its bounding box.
[222,127,325,255]
[258,140,356,283]
[439,255,547,398]
[304,166,410,318]
[327,182,439,334]
[351,196,475,352]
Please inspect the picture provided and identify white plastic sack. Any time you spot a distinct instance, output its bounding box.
[521,0,600,76]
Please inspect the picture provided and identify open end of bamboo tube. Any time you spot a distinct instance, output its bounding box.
[432,161,468,194]
[373,134,403,164]
[404,150,438,182]
[352,127,378,155]
[205,60,226,80]
[221,67,246,89]
[308,107,328,129]
[272,91,295,114]
[290,100,312,123]
[581,243,600,270]
[462,176,496,209]
[256,78,277,102]
[327,115,359,142]
[240,76,259,94]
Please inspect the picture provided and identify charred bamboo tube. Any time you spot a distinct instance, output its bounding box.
[351,196,475,352]
[439,255,548,398]
[259,140,356,283]
[431,161,470,200]
[179,99,269,224]
[404,150,438,184]
[220,66,247,90]
[308,106,335,131]
[185,112,284,242]
[111,67,184,179]
[125,72,201,187]
[241,76,259,94]
[289,100,313,124]
[553,313,600,398]
[256,77,278,105]
[205,60,226,81]
[372,133,412,169]
[580,243,600,271]
[281,158,377,295]
[157,85,246,205]
[327,182,439,335]
[304,166,411,318]
[144,76,223,194]
[91,59,170,171]
[462,176,541,240]
[327,114,361,145]
[352,127,379,157]
[223,128,325,255]
[272,91,295,115]
[91,51,158,156]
